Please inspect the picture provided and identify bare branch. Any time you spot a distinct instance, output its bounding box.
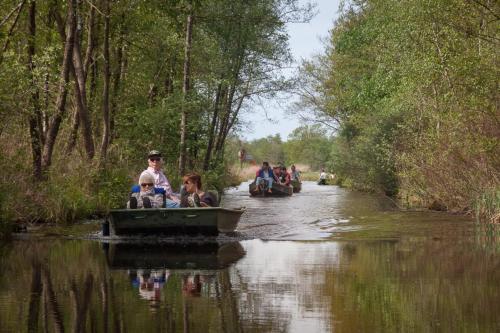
[0,0,26,64]
[0,1,25,28]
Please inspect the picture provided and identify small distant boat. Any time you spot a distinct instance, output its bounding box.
[104,207,245,236]
[291,180,302,193]
[249,181,293,197]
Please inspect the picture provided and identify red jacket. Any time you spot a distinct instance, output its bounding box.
[280,171,291,186]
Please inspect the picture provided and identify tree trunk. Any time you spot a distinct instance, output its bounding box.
[72,3,94,159]
[219,80,250,156]
[27,0,42,180]
[215,84,236,153]
[66,106,80,154]
[110,12,126,143]
[42,0,77,169]
[100,0,111,160]
[83,5,96,79]
[179,11,193,176]
[203,82,223,171]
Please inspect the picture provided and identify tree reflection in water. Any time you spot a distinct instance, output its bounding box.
[0,240,246,332]
[1,231,499,332]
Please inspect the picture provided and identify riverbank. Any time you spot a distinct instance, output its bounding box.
[0,153,241,239]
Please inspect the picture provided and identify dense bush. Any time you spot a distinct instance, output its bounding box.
[296,0,499,221]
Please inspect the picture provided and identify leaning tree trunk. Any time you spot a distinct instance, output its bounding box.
[110,12,126,144]
[100,0,111,161]
[42,0,77,169]
[26,0,42,180]
[71,3,94,160]
[203,82,224,171]
[179,11,193,176]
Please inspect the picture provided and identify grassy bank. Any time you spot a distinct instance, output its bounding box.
[0,148,238,239]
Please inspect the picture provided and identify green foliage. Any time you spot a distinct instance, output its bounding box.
[0,0,313,223]
[296,0,499,218]
[93,166,134,212]
[243,134,286,165]
[283,125,333,170]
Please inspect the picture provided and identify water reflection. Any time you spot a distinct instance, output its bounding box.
[0,240,247,333]
[104,241,246,318]
[1,182,499,332]
[104,242,245,269]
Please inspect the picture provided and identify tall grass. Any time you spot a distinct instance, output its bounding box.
[473,189,500,224]
[0,144,132,226]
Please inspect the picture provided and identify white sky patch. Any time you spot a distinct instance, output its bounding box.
[241,0,341,141]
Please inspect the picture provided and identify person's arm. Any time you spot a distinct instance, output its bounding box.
[200,193,216,207]
[156,172,174,197]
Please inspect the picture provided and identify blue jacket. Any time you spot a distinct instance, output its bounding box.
[131,185,165,195]
[257,167,275,179]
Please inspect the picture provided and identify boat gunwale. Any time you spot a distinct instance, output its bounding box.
[109,207,245,214]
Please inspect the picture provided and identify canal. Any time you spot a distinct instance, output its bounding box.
[0,181,499,332]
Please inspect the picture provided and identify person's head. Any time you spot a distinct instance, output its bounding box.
[291,165,296,171]
[281,166,287,172]
[182,173,202,193]
[262,161,269,169]
[321,167,325,172]
[139,173,155,192]
[147,150,162,171]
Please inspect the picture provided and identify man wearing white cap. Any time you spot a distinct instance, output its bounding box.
[139,150,180,207]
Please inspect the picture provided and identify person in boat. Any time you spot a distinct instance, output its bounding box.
[180,173,217,207]
[279,166,291,186]
[139,150,179,207]
[318,168,327,185]
[127,173,165,209]
[255,161,276,193]
[290,164,301,182]
[273,166,281,179]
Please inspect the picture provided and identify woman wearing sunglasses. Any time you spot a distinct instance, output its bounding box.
[127,173,165,209]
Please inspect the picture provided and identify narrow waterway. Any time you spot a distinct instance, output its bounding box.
[1,181,499,332]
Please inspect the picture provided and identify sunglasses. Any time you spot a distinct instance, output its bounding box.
[149,157,161,162]
[140,183,154,187]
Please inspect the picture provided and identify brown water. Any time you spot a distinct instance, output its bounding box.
[1,181,499,332]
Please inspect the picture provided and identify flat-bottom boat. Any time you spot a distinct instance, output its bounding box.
[249,181,293,197]
[291,180,302,193]
[104,207,245,236]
